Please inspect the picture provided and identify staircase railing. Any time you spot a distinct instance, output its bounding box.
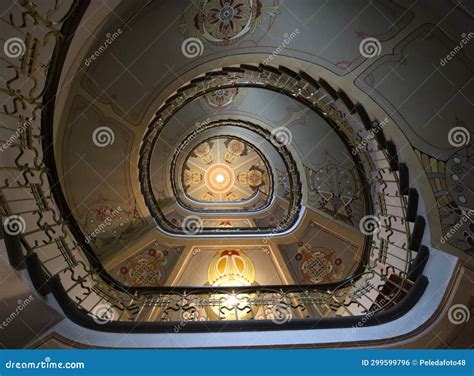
[0,0,429,333]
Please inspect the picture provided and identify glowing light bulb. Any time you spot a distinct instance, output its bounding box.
[224,294,240,307]
[215,173,225,183]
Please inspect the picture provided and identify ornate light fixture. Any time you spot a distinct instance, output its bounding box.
[208,249,256,287]
[207,249,257,320]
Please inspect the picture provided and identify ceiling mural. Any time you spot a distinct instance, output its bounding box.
[297,247,344,284]
[208,249,256,286]
[182,137,269,203]
[82,195,143,250]
[177,246,281,286]
[280,219,364,285]
[112,243,184,287]
[78,0,415,126]
[204,88,243,108]
[61,96,146,255]
[416,147,473,253]
[4,0,474,347]
[179,0,280,46]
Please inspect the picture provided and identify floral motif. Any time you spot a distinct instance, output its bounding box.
[96,206,114,221]
[117,246,174,286]
[296,245,344,284]
[180,0,280,46]
[227,139,245,155]
[247,167,264,188]
[191,141,213,164]
[206,88,238,107]
[182,137,268,203]
[226,191,240,201]
[127,257,162,286]
[201,191,215,201]
[83,196,143,248]
[195,0,259,45]
[237,165,265,189]
[183,168,203,188]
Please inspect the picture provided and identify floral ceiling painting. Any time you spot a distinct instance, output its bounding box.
[181,137,270,203]
[112,243,184,287]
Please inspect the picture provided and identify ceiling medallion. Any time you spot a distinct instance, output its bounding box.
[204,163,236,194]
[181,136,269,203]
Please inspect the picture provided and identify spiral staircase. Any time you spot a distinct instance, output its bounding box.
[0,0,472,348]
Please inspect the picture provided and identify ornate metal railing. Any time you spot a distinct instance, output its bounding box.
[140,118,304,234]
[0,0,429,333]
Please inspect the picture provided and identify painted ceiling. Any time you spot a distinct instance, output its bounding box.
[52,0,472,288]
